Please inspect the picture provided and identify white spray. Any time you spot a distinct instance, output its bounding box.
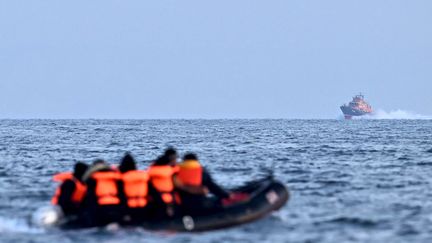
[353,109,432,120]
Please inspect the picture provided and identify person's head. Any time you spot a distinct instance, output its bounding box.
[153,155,170,166]
[73,162,89,182]
[119,153,137,173]
[164,147,178,165]
[183,153,198,161]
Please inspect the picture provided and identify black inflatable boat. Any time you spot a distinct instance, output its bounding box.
[58,177,289,232]
[142,177,289,232]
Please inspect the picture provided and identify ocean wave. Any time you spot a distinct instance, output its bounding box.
[319,216,380,227]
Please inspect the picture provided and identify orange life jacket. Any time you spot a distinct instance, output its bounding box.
[148,165,177,204]
[178,160,203,186]
[91,171,121,205]
[122,170,149,208]
[173,165,180,173]
[51,172,87,205]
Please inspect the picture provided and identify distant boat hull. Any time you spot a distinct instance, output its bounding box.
[340,105,371,119]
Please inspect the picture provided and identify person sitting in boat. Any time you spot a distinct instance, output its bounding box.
[176,153,231,215]
[51,162,89,216]
[118,153,150,223]
[147,155,180,218]
[81,159,124,226]
[147,149,207,219]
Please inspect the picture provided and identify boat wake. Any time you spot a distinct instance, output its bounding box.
[0,216,42,234]
[354,109,432,120]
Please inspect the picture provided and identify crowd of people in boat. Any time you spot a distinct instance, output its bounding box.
[51,148,245,226]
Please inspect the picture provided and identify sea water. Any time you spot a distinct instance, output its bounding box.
[0,119,431,243]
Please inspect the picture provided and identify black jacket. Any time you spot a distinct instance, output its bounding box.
[177,168,230,213]
[58,179,80,215]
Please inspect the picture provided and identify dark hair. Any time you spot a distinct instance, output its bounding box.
[154,155,170,166]
[164,147,177,157]
[183,153,198,161]
[73,162,89,181]
[119,153,137,173]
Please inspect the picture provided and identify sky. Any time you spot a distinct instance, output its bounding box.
[0,1,431,119]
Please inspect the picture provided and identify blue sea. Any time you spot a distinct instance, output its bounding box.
[0,119,431,243]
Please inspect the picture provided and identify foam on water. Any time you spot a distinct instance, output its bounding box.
[0,216,43,234]
[31,206,64,227]
[354,109,432,120]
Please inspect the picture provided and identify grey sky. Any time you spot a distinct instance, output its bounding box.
[1,1,431,119]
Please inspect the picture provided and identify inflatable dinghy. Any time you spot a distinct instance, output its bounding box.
[141,177,289,232]
[50,177,288,232]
